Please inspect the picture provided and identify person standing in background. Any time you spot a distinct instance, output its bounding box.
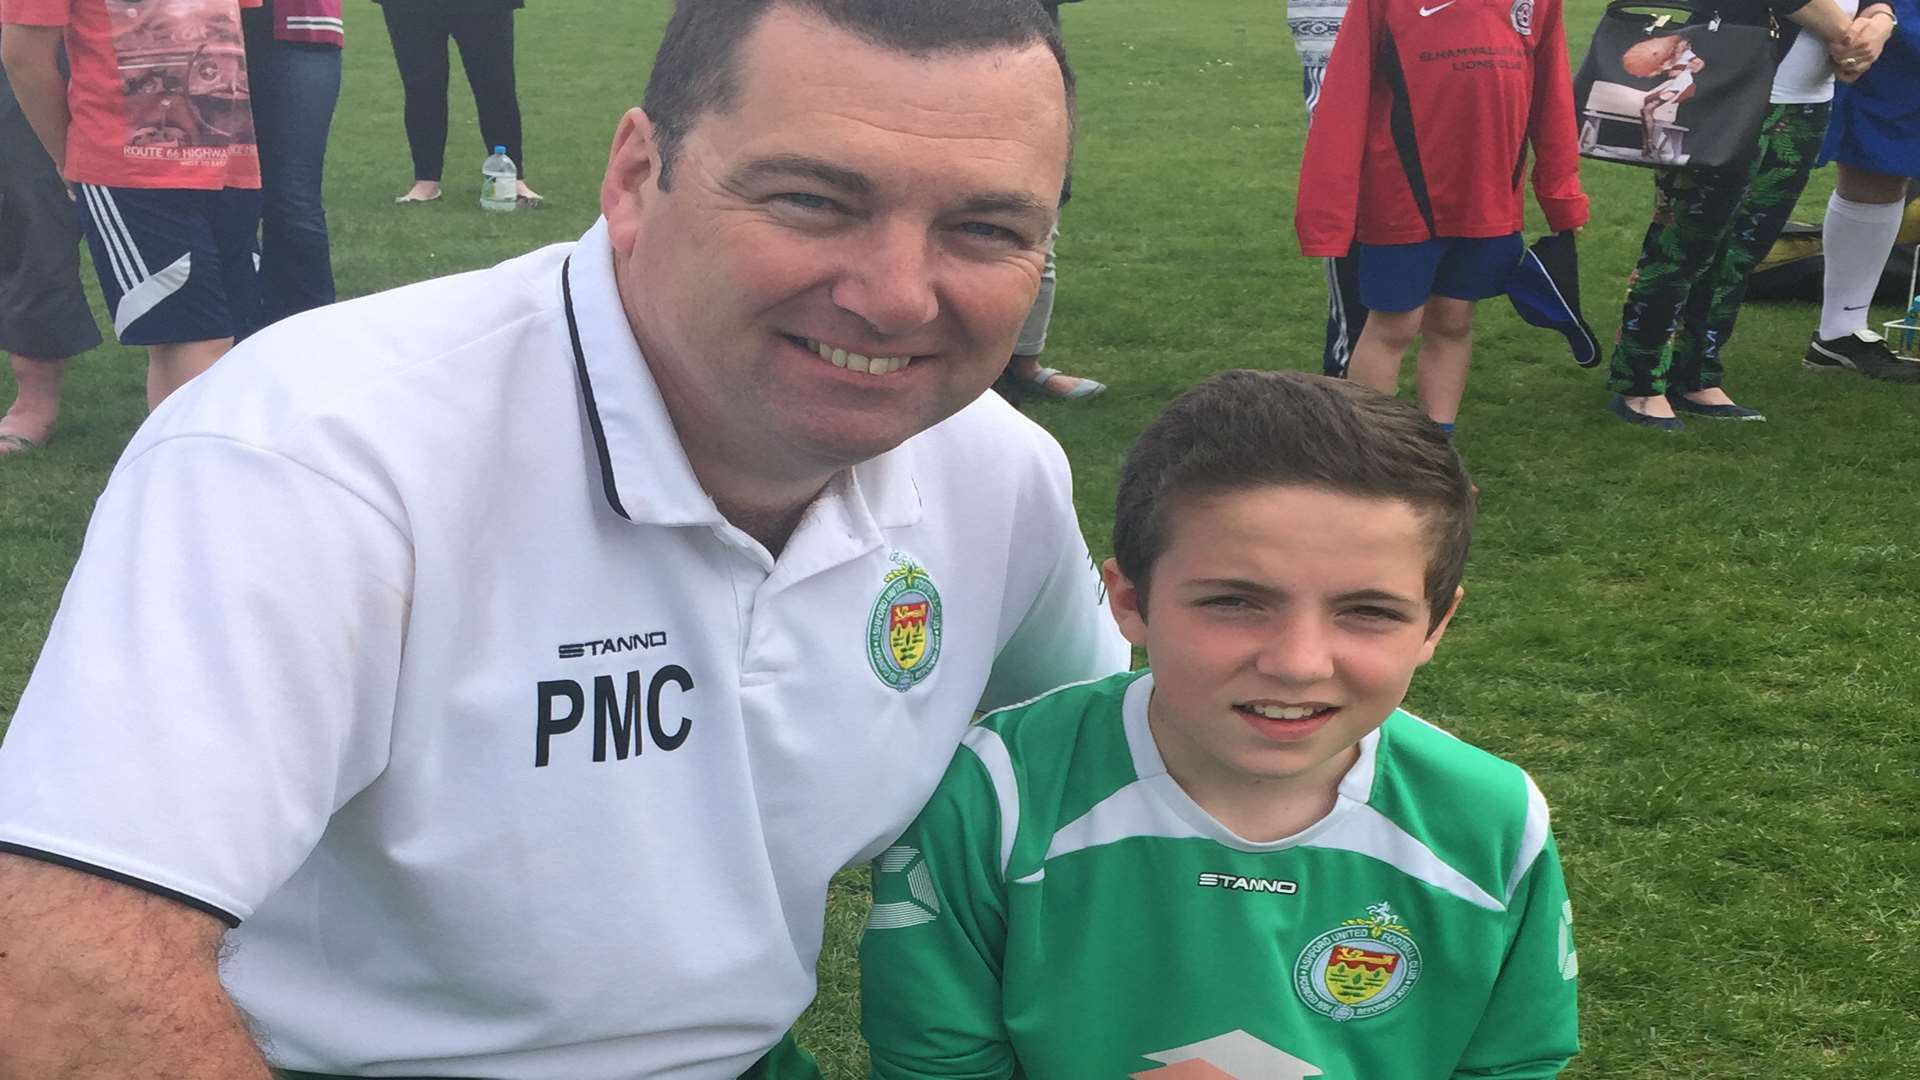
[0,32,99,455]
[243,0,342,330]
[1295,0,1590,438]
[378,0,541,207]
[1605,0,1870,428]
[1001,0,1104,402]
[1287,0,1368,378]
[2,0,263,412]
[1801,0,1917,380]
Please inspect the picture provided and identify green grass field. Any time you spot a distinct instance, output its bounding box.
[3,2,1918,1077]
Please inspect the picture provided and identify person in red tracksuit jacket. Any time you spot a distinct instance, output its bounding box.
[1296,0,1588,437]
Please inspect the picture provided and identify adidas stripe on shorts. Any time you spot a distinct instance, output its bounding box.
[74,184,262,346]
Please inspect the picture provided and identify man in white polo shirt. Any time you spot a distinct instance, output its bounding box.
[0,2,1128,1077]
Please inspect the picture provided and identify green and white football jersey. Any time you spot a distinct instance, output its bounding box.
[860,670,1579,1080]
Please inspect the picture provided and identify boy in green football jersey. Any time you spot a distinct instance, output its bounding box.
[859,370,1579,1080]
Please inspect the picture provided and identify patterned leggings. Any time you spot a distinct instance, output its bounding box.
[1608,103,1831,396]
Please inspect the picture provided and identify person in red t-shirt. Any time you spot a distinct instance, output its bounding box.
[1,0,263,410]
[1296,0,1588,437]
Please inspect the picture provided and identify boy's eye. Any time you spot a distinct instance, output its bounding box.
[1345,605,1411,623]
[1197,595,1253,610]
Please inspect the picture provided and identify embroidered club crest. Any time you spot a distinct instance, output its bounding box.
[1293,902,1423,1022]
[868,552,943,692]
[1510,0,1534,35]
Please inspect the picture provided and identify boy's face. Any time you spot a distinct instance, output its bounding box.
[1104,485,1461,812]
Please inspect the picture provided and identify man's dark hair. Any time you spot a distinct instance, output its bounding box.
[643,0,1075,189]
[1112,370,1475,631]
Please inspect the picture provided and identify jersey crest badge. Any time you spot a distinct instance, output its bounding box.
[1292,901,1423,1022]
[1510,0,1534,35]
[868,552,943,692]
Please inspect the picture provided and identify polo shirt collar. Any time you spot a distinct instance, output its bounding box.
[562,218,923,534]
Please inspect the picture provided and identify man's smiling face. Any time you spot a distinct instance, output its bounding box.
[602,5,1070,482]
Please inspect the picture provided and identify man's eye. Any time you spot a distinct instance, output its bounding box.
[957,221,1025,245]
[775,192,840,212]
[1345,606,1410,623]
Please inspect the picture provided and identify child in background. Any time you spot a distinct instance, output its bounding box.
[1295,0,1589,436]
[859,370,1578,1080]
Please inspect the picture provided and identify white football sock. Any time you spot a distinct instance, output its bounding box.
[1819,193,1905,340]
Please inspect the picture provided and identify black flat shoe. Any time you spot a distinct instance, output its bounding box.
[1608,394,1684,432]
[1668,394,1764,421]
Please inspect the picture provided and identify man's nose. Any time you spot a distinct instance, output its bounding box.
[829,222,939,336]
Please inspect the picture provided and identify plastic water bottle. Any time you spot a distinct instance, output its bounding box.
[481,146,517,212]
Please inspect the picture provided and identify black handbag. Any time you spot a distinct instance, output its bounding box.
[1572,2,1778,170]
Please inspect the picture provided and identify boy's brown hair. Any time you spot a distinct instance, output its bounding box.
[1111,370,1475,630]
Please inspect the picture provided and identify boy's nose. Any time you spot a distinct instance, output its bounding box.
[1251,616,1336,686]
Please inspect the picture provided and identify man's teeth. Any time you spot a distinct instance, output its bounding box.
[807,339,909,375]
[1245,705,1325,721]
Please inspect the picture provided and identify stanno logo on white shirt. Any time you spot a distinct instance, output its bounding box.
[1196,872,1299,895]
[557,630,670,659]
[1418,1,1457,14]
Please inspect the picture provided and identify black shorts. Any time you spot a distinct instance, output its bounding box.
[0,77,101,360]
[75,183,261,347]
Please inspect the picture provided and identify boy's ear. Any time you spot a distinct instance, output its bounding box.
[1101,558,1150,648]
[1416,585,1465,666]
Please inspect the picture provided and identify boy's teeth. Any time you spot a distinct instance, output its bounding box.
[809,339,906,374]
[1247,705,1323,721]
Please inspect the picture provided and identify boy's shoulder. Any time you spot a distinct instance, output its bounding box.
[1374,709,1535,800]
[953,671,1147,848]
[1366,710,1553,907]
[971,669,1143,784]
[975,669,1140,740]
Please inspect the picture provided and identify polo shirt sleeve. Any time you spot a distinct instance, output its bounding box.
[0,436,410,925]
[977,436,1130,714]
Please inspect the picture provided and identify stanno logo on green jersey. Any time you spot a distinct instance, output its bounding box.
[1293,901,1423,1022]
[1197,872,1298,895]
[868,552,943,692]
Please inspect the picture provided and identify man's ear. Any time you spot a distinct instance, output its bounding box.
[601,108,661,251]
[1102,558,1150,649]
[1416,585,1464,666]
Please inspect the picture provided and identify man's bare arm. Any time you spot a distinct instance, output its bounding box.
[0,853,275,1080]
[0,25,72,173]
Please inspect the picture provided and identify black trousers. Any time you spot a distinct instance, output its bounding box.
[380,0,525,182]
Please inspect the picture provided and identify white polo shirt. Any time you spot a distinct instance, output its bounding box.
[0,220,1130,1079]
